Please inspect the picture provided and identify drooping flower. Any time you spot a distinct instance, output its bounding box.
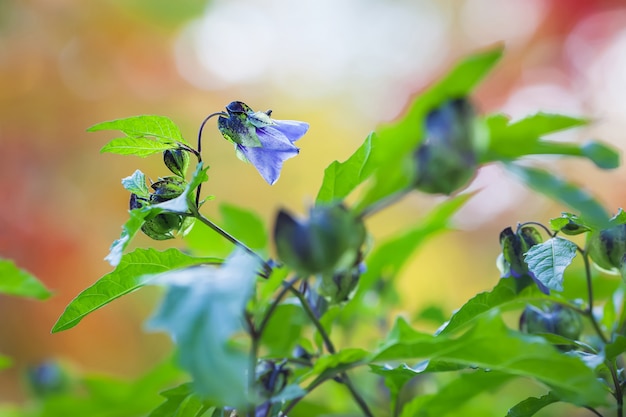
[217,101,309,185]
[498,225,549,294]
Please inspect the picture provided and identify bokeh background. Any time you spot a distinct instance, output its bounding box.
[2,0,626,412]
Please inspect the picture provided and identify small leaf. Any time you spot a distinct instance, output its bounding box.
[524,238,578,292]
[0,259,51,300]
[316,132,375,203]
[149,383,214,417]
[100,137,179,157]
[506,392,560,417]
[505,163,611,230]
[146,250,260,408]
[51,248,221,333]
[121,169,150,198]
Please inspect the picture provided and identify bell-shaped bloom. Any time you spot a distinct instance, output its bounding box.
[217,101,309,185]
[498,226,549,294]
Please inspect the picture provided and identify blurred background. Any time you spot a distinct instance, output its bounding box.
[1,0,626,413]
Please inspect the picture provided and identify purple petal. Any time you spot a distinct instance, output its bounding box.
[270,120,309,143]
[255,125,299,150]
[238,143,299,185]
[529,272,550,295]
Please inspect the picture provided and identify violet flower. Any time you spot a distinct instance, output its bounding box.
[217,101,309,185]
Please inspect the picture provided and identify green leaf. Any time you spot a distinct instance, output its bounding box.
[121,170,150,198]
[146,250,260,408]
[398,371,515,417]
[89,115,189,152]
[373,313,608,407]
[356,46,503,209]
[219,203,268,252]
[149,383,214,417]
[0,259,51,300]
[100,137,179,157]
[316,132,376,203]
[344,193,474,317]
[483,113,603,163]
[105,163,209,266]
[505,163,611,230]
[51,248,221,333]
[605,335,626,361]
[506,392,560,417]
[524,238,578,292]
[299,348,369,384]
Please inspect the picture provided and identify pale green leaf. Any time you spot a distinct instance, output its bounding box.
[121,169,150,197]
[146,250,260,408]
[524,238,578,292]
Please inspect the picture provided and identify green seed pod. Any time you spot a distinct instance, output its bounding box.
[274,204,366,276]
[149,176,187,203]
[588,224,626,276]
[141,213,182,240]
[520,304,582,342]
[163,148,190,178]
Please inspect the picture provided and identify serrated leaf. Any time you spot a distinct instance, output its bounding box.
[524,238,578,292]
[149,383,214,417]
[505,163,611,230]
[0,259,51,300]
[438,277,551,335]
[398,371,515,417]
[51,248,221,333]
[373,313,608,407]
[146,250,260,408]
[506,392,560,417]
[316,132,375,203]
[100,137,179,157]
[356,46,503,209]
[105,163,209,266]
[121,169,150,197]
[89,115,189,143]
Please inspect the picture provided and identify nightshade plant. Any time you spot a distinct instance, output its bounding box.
[31,45,626,417]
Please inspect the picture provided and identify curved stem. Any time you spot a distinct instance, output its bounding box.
[517,221,555,238]
[287,284,374,417]
[584,406,604,417]
[609,364,623,417]
[194,111,227,207]
[579,247,609,344]
[191,209,272,278]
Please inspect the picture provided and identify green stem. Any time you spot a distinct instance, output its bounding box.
[609,364,623,417]
[287,285,374,417]
[257,276,301,338]
[191,209,272,277]
[358,187,412,219]
[517,221,556,238]
[579,247,609,344]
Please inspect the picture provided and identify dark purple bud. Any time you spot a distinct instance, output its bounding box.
[255,360,290,399]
